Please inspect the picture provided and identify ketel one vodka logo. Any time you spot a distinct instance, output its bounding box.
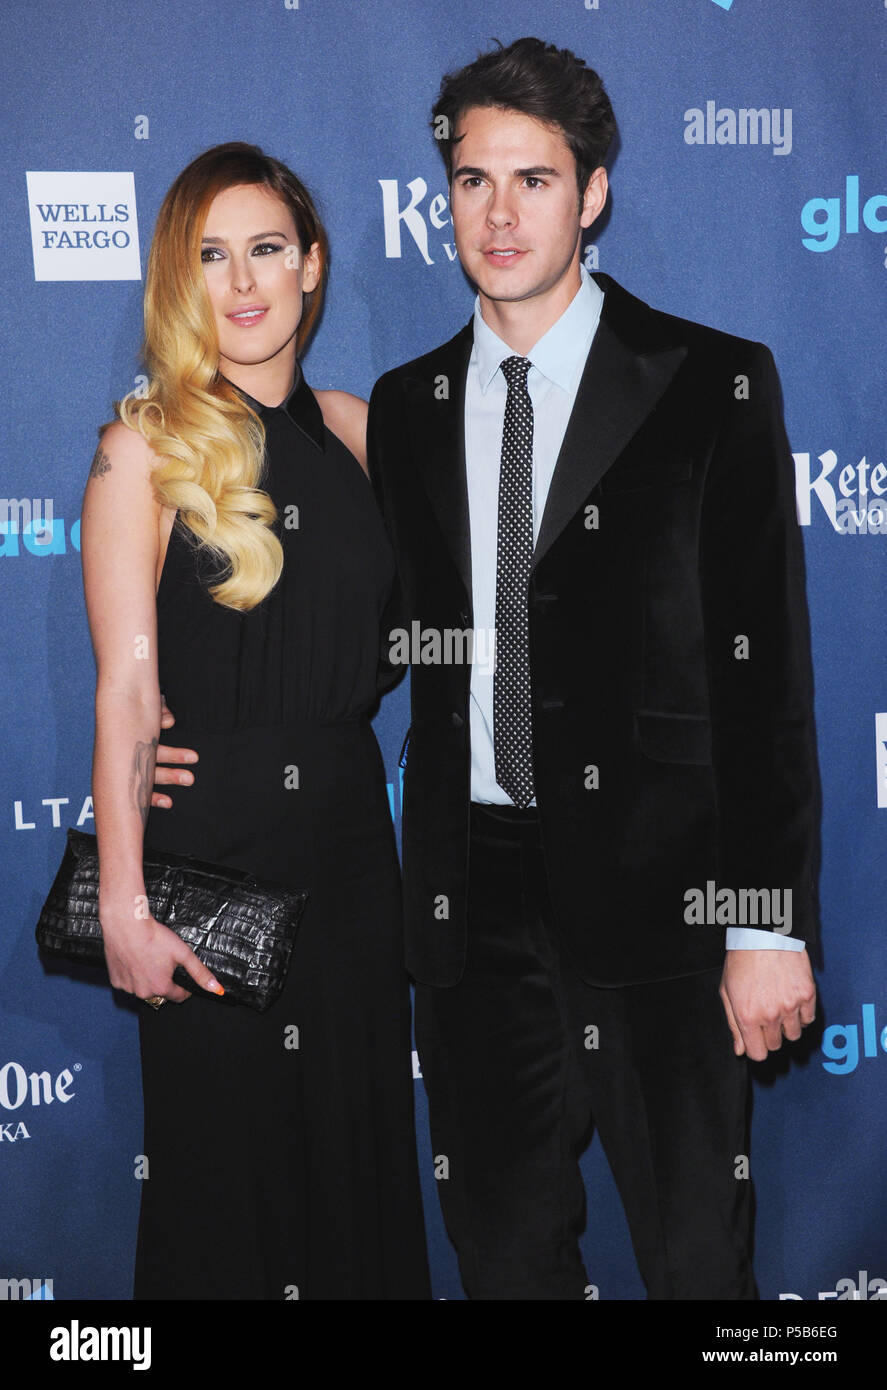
[26,172,141,281]
[794,450,887,535]
[0,1060,79,1142]
[379,178,456,266]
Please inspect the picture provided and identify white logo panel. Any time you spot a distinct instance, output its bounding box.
[26,171,141,281]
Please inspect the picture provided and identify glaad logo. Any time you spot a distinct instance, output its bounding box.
[800,175,887,253]
[379,178,456,265]
[0,513,81,556]
[26,172,141,281]
[876,714,887,810]
[821,1004,887,1074]
[793,450,887,534]
[0,1279,54,1300]
[0,498,53,542]
[683,102,792,155]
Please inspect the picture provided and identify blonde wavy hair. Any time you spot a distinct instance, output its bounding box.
[117,142,329,610]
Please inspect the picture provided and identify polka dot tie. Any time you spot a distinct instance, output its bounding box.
[494,355,536,808]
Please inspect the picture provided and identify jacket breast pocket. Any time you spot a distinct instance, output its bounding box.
[599,454,693,494]
[634,709,712,766]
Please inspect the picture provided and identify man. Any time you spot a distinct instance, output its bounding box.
[366,37,818,1300]
[155,37,819,1299]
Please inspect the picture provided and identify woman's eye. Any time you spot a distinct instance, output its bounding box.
[253,242,284,256]
[201,247,222,263]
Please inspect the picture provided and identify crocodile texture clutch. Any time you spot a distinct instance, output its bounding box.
[35,828,308,1013]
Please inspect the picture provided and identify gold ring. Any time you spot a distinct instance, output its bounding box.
[143,994,167,1010]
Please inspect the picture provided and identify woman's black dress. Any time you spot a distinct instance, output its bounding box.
[134,364,429,1300]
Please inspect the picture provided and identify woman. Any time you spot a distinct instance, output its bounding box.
[81,142,430,1299]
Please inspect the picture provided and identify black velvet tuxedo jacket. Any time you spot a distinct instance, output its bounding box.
[368,272,819,988]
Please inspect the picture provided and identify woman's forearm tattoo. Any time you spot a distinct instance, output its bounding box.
[131,737,158,826]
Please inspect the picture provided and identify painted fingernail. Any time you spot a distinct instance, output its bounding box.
[208,980,224,995]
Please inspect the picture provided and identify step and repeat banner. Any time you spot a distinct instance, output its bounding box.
[1,0,885,1304]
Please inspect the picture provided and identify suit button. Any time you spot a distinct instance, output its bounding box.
[451,712,464,728]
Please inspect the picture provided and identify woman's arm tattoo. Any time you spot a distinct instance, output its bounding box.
[131,737,158,826]
[89,445,112,480]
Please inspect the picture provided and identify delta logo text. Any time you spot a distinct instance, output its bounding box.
[26,172,141,281]
[793,450,887,534]
[13,792,93,831]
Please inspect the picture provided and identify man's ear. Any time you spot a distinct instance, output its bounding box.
[580,167,609,230]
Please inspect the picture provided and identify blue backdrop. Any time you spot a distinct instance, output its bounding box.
[2,0,885,1303]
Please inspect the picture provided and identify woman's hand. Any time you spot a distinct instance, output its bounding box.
[100,907,225,1005]
[151,696,199,810]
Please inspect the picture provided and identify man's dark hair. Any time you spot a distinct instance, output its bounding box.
[430,37,617,206]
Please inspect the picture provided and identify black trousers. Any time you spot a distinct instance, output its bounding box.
[414,802,757,1300]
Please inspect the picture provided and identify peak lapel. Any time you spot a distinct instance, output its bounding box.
[531,278,687,573]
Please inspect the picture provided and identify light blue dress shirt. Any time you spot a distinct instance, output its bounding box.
[463,266,802,952]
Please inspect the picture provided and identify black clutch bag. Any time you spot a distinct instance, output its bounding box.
[35,828,308,1013]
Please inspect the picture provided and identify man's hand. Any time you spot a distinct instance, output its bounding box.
[151,696,199,810]
[719,948,817,1062]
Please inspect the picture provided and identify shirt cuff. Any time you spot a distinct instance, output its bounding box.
[726,927,806,951]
